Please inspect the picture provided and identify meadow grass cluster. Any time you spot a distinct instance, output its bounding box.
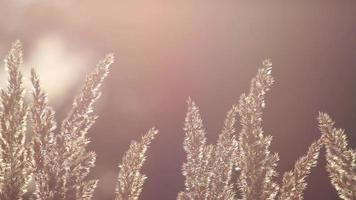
[0,41,354,200]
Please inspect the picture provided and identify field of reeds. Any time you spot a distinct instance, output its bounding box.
[0,41,354,200]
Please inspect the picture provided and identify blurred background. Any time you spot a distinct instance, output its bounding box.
[1,0,356,199]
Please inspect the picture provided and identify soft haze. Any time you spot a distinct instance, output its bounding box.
[1,1,355,199]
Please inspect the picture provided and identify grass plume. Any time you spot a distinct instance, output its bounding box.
[178,59,323,200]
[40,54,114,200]
[278,140,321,200]
[0,41,32,200]
[318,112,356,200]
[115,128,158,200]
[236,59,279,200]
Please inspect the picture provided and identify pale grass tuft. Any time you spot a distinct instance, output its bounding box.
[178,98,211,200]
[178,59,322,200]
[178,97,239,200]
[115,127,158,200]
[49,54,114,200]
[236,59,279,200]
[278,140,322,200]
[29,52,114,200]
[0,41,32,200]
[318,112,356,200]
[30,68,57,200]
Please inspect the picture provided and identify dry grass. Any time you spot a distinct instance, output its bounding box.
[0,41,354,200]
[178,59,323,200]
